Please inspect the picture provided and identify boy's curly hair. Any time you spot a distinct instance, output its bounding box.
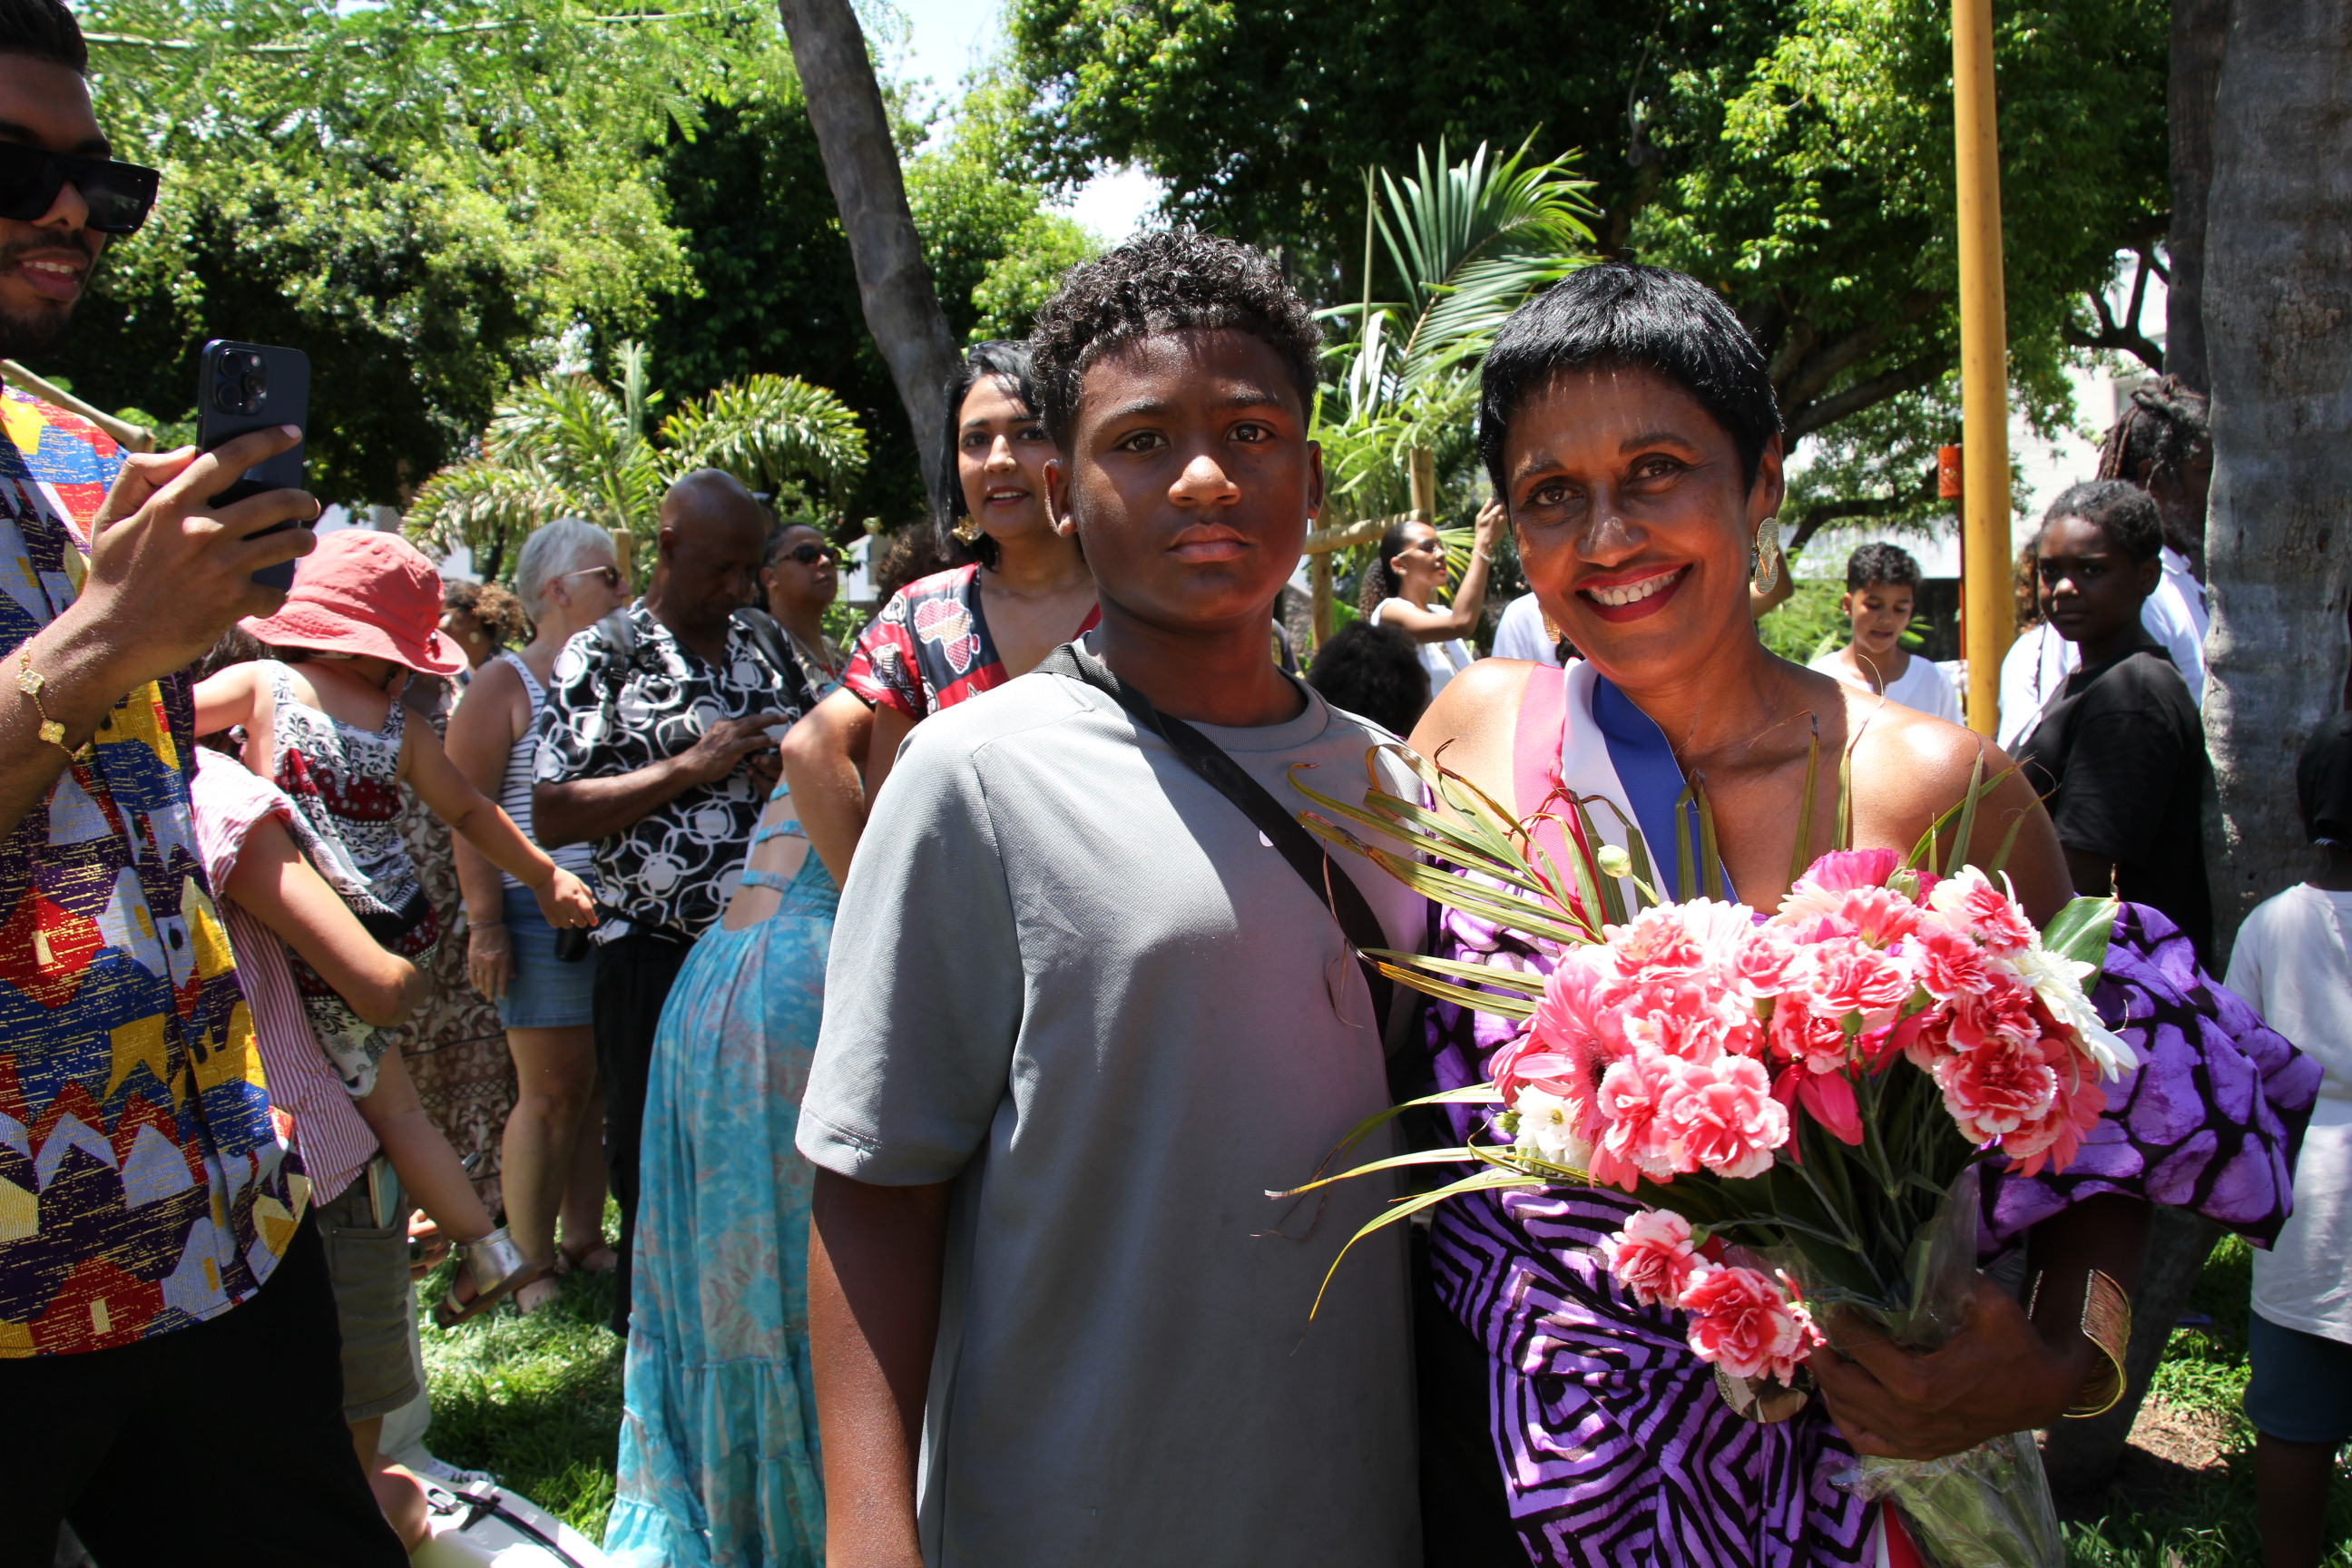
[1028,231,1321,448]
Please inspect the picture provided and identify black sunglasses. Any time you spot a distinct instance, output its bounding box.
[0,142,161,236]
[779,544,836,567]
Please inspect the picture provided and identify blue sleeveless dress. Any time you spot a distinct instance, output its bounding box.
[604,789,835,1566]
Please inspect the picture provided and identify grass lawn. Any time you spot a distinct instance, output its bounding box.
[419,1257,624,1539]
[415,1233,2349,1560]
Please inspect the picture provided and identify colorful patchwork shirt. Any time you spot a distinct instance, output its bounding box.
[0,388,302,1357]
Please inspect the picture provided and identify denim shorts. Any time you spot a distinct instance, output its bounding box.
[2246,1309,2352,1446]
[495,883,596,1029]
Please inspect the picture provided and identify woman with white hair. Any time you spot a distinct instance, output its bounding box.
[446,518,629,1309]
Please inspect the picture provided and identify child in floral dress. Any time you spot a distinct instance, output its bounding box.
[194,530,597,1321]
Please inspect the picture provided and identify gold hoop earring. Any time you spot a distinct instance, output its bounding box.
[1751,518,1783,595]
[952,515,983,544]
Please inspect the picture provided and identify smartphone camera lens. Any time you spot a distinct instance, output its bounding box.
[212,350,267,416]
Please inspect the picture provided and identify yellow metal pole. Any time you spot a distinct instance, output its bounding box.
[1952,0,2013,736]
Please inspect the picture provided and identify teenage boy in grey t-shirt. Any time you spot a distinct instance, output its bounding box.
[798,234,1424,1567]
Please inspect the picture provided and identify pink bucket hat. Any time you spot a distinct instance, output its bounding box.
[241,529,466,678]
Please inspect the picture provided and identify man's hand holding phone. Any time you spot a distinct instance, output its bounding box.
[73,425,319,690]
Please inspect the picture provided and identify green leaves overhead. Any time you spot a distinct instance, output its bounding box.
[1317,139,1595,523]
[63,0,781,503]
[661,375,871,501]
[406,343,865,579]
[1353,138,1599,398]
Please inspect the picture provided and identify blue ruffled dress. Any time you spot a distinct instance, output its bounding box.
[604,790,834,1567]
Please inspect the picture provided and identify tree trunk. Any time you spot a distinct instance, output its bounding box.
[774,0,961,506]
[2201,0,2352,960]
[2163,0,2230,399]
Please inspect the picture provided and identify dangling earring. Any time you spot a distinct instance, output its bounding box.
[1751,517,1783,595]
[1540,609,1563,643]
[952,515,983,544]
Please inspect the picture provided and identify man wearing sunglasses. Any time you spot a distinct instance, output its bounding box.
[533,470,814,1335]
[0,0,405,1563]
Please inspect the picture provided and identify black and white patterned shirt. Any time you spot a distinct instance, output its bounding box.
[535,605,808,942]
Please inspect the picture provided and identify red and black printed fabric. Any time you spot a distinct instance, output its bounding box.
[842,564,1102,719]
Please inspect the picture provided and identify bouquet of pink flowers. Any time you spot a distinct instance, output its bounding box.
[1497,848,2125,1385]
[1289,750,2118,1566]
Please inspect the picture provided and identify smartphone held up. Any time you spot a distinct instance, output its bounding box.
[195,338,309,590]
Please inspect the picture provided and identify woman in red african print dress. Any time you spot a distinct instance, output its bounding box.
[784,341,1098,880]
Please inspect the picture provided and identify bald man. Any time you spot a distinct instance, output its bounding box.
[533,469,812,1329]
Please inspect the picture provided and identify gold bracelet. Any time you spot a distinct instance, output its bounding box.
[2067,1269,2132,1418]
[15,647,91,761]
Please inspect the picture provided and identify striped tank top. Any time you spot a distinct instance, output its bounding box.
[497,649,593,889]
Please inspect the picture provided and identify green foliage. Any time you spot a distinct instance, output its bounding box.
[646,67,1099,528]
[1758,581,1853,665]
[58,0,778,503]
[907,72,1104,346]
[405,343,866,579]
[1318,140,1596,522]
[1010,0,2169,485]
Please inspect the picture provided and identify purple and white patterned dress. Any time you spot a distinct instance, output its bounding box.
[1417,662,2320,1567]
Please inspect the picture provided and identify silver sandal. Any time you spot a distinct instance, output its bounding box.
[432,1226,544,1328]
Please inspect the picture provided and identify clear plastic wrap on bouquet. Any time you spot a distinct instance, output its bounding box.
[1796,1164,2064,1568]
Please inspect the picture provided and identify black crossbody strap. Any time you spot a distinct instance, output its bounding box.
[1038,642,1396,1035]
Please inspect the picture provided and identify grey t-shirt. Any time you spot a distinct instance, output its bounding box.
[799,669,1425,1568]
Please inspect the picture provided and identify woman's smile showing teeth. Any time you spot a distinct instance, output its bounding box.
[1577,564,1689,622]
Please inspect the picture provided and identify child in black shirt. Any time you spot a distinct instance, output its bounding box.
[2016,479,2212,961]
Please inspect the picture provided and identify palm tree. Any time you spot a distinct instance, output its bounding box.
[1317,139,1599,524]
[405,341,867,581]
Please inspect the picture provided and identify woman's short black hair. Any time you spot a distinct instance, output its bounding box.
[1306,620,1431,740]
[1028,231,1320,450]
[2041,479,2164,564]
[1845,542,1923,593]
[1479,260,1783,497]
[935,340,1041,571]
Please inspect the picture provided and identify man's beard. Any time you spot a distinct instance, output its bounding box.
[0,238,93,362]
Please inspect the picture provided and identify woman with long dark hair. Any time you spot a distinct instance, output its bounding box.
[1359,501,1502,699]
[780,341,1099,880]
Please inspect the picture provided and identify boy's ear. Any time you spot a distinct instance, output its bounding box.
[1044,455,1077,539]
[1305,437,1325,524]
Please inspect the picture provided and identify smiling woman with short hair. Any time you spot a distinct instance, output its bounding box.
[1396,260,2310,1566]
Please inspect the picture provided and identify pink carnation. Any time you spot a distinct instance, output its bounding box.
[1588,1046,1681,1189]
[1678,1265,1825,1384]
[1996,1037,2111,1177]
[1767,998,1850,1074]
[1660,1054,1788,1179]
[1730,926,1799,999]
[1802,936,1916,1028]
[1943,973,2041,1057]
[1607,898,1754,981]
[1927,865,2040,954]
[1602,1208,1702,1308]
[1617,975,1761,1063]
[1933,1035,2059,1143]
[1903,921,1995,1000]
